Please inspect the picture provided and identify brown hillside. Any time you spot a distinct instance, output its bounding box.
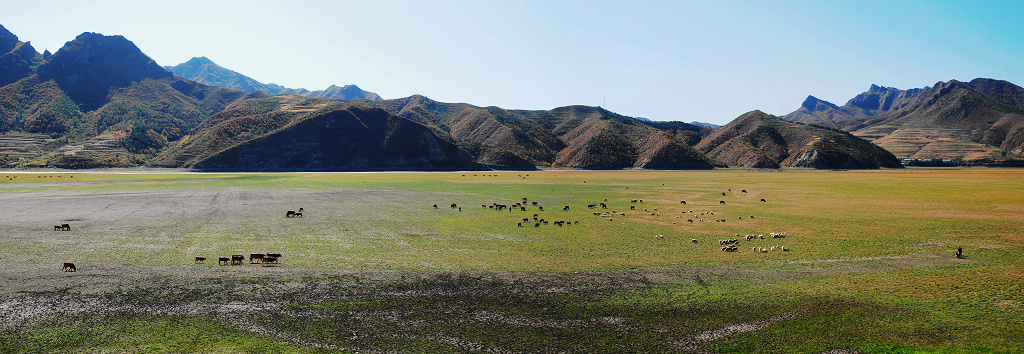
[697,111,901,169]
[368,97,713,169]
[191,105,479,171]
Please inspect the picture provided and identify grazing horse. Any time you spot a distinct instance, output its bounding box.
[61,224,71,231]
[231,254,245,265]
[194,256,206,264]
[62,262,76,272]
[286,210,296,217]
[250,253,265,264]
[262,256,278,266]
[219,257,230,265]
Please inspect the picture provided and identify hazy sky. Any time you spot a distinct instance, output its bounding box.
[3,1,1022,124]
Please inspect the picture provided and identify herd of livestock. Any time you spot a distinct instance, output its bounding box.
[57,208,301,272]
[433,188,792,255]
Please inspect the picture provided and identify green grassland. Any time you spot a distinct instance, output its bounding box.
[0,169,1021,352]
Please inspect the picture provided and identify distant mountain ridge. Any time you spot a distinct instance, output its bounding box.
[364,95,716,169]
[0,24,907,170]
[165,57,381,101]
[783,79,1024,163]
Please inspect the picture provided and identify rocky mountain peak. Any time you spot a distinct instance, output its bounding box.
[37,32,171,111]
[846,84,923,113]
[186,56,215,65]
[800,95,839,111]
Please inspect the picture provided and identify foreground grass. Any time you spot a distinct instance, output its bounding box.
[1,168,1022,352]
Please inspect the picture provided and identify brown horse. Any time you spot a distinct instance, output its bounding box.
[62,262,76,272]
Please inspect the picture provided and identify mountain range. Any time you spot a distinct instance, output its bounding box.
[5,24,1000,170]
[784,80,1024,163]
[164,57,382,101]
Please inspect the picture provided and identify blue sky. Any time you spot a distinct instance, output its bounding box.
[3,0,1022,124]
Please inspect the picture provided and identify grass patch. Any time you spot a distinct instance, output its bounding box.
[0,315,311,353]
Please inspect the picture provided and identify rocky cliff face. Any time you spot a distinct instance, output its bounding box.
[846,84,924,116]
[0,25,39,87]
